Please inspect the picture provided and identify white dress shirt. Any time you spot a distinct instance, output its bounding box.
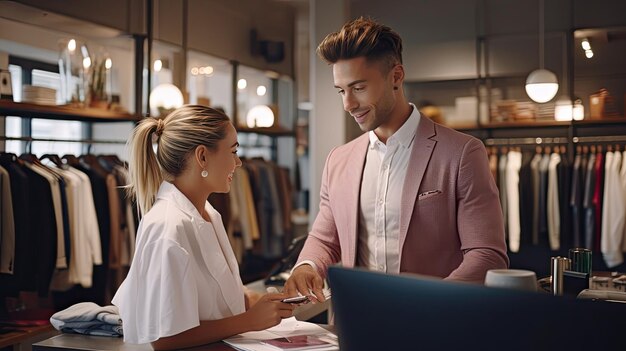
[601,151,625,267]
[68,167,103,287]
[505,150,522,253]
[356,104,420,274]
[112,181,245,344]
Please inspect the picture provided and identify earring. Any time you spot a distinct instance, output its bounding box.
[201,170,208,178]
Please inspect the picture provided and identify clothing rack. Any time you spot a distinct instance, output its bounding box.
[484,137,569,146]
[0,136,126,153]
[572,135,626,143]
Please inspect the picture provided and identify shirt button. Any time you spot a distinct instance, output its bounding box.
[378,265,385,271]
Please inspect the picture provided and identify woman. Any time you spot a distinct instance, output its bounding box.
[112,105,294,350]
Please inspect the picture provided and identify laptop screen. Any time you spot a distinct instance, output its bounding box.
[327,266,625,351]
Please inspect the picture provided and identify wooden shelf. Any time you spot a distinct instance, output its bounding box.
[236,126,295,137]
[455,117,626,132]
[481,120,572,129]
[573,117,626,125]
[0,100,140,122]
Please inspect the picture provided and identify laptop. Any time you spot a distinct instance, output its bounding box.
[327,266,625,351]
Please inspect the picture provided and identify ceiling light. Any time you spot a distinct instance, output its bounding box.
[149,83,184,117]
[525,0,558,103]
[246,105,275,128]
[585,49,594,59]
[82,56,91,70]
[526,69,559,103]
[153,59,162,72]
[581,38,591,51]
[68,39,76,52]
[256,85,267,96]
[237,78,247,90]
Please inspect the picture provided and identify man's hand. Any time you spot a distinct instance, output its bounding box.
[283,264,325,303]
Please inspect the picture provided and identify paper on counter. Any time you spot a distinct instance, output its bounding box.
[223,317,338,351]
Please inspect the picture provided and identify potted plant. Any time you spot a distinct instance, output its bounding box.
[88,58,108,109]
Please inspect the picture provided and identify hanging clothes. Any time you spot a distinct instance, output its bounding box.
[547,152,561,250]
[505,149,522,252]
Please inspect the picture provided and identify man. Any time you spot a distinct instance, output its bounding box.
[284,17,508,302]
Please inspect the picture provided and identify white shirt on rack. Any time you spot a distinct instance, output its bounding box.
[505,150,522,253]
[112,181,245,344]
[356,104,420,274]
[602,151,625,267]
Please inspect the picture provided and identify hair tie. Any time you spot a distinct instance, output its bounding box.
[155,118,165,136]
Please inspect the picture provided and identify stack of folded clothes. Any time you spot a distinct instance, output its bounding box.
[50,302,123,337]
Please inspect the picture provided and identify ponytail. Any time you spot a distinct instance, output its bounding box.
[127,117,163,216]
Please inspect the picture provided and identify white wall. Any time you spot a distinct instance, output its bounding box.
[308,0,349,225]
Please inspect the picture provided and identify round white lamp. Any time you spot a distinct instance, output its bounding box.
[149,83,184,117]
[246,105,275,128]
[525,69,559,103]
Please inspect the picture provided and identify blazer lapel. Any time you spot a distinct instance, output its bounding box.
[344,134,370,266]
[399,116,437,257]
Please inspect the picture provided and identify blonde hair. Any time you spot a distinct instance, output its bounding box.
[317,17,403,72]
[127,105,231,215]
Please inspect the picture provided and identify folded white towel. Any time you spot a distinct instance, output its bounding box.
[50,302,123,337]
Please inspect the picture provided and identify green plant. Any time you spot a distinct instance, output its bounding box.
[89,58,107,101]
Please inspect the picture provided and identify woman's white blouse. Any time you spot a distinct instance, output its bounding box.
[112,182,245,344]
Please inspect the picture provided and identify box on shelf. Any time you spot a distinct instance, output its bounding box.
[589,88,621,119]
[452,96,478,127]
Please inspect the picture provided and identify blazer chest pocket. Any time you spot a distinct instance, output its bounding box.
[417,189,442,201]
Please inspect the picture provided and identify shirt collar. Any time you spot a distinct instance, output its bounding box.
[368,103,420,150]
[156,181,212,222]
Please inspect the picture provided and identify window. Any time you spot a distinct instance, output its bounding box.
[5,57,84,156]
[187,51,233,117]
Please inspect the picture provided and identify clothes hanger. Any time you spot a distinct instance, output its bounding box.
[40,153,66,169]
[62,154,81,167]
[19,153,42,165]
[0,152,18,163]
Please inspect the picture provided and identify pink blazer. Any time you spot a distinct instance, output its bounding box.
[298,116,509,283]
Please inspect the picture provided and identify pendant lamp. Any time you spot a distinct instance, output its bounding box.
[525,0,558,103]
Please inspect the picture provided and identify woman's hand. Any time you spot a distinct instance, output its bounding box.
[243,293,295,331]
[244,289,263,310]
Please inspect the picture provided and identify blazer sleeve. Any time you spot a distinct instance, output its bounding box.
[297,148,342,278]
[446,138,509,283]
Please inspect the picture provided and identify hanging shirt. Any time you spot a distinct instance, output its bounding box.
[0,165,15,274]
[357,104,420,274]
[505,150,522,252]
[547,152,561,251]
[601,151,625,267]
[112,181,245,344]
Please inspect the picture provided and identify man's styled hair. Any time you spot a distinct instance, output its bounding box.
[317,17,403,72]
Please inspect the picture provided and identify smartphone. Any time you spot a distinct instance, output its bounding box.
[281,295,309,304]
